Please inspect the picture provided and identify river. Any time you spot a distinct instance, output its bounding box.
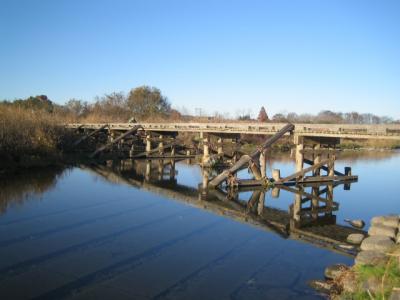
[0,150,399,299]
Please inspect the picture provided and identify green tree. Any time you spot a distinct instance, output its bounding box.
[14,95,54,113]
[127,86,171,118]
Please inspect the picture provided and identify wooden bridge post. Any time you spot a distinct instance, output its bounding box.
[158,135,164,155]
[260,151,267,178]
[328,147,336,177]
[294,135,304,179]
[202,168,209,190]
[217,138,223,156]
[313,144,321,176]
[171,145,175,156]
[202,135,210,164]
[146,134,152,154]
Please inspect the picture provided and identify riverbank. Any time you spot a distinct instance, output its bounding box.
[0,105,78,175]
[310,215,400,299]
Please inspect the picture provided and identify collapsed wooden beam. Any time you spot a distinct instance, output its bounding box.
[90,125,142,157]
[303,158,344,176]
[73,124,108,147]
[275,158,332,184]
[209,123,294,188]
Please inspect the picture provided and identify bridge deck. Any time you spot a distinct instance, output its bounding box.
[67,122,400,139]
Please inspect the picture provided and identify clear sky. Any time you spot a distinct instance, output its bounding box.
[1,0,399,118]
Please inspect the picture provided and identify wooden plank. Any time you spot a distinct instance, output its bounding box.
[276,158,332,184]
[90,125,142,157]
[209,123,294,188]
[73,124,108,147]
[303,158,344,176]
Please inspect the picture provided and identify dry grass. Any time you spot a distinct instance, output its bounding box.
[0,105,70,165]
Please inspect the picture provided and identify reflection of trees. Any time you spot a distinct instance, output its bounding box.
[0,167,66,215]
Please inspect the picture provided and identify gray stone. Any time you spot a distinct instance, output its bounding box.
[368,223,397,240]
[347,233,365,244]
[361,235,395,252]
[371,215,400,229]
[390,288,400,300]
[355,250,387,265]
[345,219,365,229]
[325,264,349,280]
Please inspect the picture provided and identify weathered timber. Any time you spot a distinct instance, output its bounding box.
[209,123,294,188]
[303,158,345,176]
[66,122,400,140]
[275,158,332,184]
[131,142,179,158]
[73,124,108,147]
[298,175,358,183]
[90,125,141,157]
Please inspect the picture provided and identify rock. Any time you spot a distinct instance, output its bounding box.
[361,235,395,252]
[308,279,333,294]
[371,215,400,229]
[347,233,365,244]
[369,223,397,239]
[390,288,400,300]
[338,244,355,250]
[355,250,387,265]
[345,219,365,229]
[325,264,349,280]
[397,233,400,244]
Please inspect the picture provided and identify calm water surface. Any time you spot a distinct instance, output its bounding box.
[0,151,399,299]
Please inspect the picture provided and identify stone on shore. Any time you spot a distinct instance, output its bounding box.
[347,233,365,245]
[371,215,400,229]
[345,219,365,229]
[360,235,395,252]
[325,264,349,280]
[355,250,387,265]
[368,223,397,240]
[390,288,400,300]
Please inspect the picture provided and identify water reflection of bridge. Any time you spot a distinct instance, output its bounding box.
[82,158,363,257]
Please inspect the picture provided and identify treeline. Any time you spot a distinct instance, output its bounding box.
[1,85,398,124]
[270,110,397,125]
[0,86,179,123]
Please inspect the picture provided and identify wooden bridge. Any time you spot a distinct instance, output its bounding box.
[67,122,400,139]
[67,122,400,190]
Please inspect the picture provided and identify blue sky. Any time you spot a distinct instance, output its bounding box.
[1,0,399,118]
